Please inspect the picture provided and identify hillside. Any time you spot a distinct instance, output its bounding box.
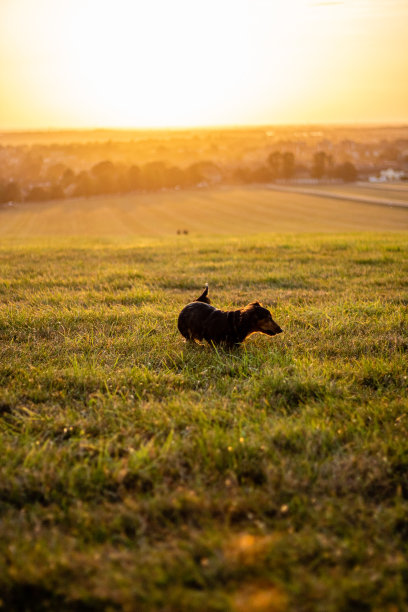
[1,184,407,238]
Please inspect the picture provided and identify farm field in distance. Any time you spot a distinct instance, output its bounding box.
[0,183,407,238]
[0,228,407,611]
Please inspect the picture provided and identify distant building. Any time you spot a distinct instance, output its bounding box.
[369,168,405,183]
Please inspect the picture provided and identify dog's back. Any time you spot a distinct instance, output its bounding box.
[177,285,215,341]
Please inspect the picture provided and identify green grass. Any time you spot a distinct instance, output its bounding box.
[0,233,407,611]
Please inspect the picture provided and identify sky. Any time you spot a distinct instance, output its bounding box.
[0,0,407,130]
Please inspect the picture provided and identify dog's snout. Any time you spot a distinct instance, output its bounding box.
[270,320,283,335]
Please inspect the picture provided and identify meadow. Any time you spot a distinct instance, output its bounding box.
[0,222,407,611]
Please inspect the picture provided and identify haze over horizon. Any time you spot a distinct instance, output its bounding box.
[2,120,408,136]
[1,0,407,131]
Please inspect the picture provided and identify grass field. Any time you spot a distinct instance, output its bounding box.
[268,182,408,209]
[0,228,407,611]
[1,183,407,238]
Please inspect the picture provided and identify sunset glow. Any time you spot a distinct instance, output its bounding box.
[0,0,407,129]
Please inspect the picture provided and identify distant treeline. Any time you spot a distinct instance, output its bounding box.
[0,151,361,204]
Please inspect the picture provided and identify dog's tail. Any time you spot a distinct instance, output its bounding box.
[195,283,211,304]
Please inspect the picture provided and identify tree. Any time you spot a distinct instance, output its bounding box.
[19,152,43,182]
[312,151,331,179]
[46,163,69,182]
[61,168,75,187]
[0,180,21,203]
[252,165,273,183]
[186,161,222,186]
[232,167,252,184]
[282,152,295,179]
[166,166,186,189]
[267,151,282,180]
[73,171,93,197]
[267,151,295,180]
[90,160,118,194]
[127,165,141,191]
[25,186,48,202]
[185,163,205,187]
[140,162,168,190]
[48,183,65,200]
[334,162,357,183]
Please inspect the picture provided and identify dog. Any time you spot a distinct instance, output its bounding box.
[177,284,282,347]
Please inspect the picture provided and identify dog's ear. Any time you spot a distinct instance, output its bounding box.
[243,301,259,313]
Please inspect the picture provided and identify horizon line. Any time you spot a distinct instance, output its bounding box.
[1,120,408,135]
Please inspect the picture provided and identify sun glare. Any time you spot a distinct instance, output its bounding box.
[0,0,407,129]
[5,0,258,128]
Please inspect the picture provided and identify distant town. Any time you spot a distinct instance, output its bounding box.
[1,125,407,204]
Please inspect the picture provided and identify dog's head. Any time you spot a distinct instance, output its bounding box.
[243,302,283,336]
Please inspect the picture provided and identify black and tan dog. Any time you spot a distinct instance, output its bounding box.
[178,285,282,347]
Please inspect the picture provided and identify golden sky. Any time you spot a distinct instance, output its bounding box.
[0,0,407,129]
